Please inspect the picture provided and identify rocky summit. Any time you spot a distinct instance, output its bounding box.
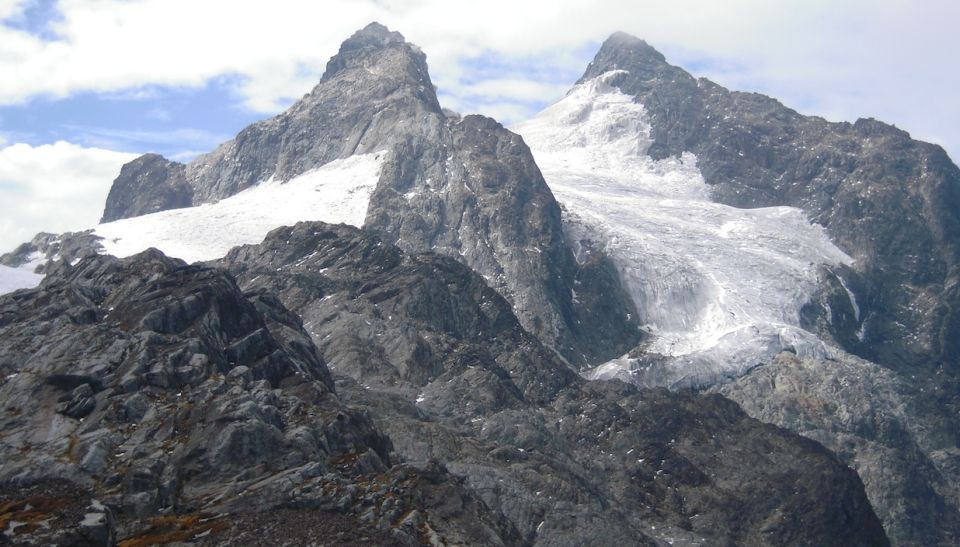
[1,20,958,546]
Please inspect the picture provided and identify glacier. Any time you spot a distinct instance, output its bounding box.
[513,71,853,388]
[0,153,383,295]
[94,153,384,263]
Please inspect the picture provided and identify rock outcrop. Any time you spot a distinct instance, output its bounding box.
[0,248,519,545]
[101,154,193,223]
[0,230,102,274]
[216,220,888,546]
[715,351,960,545]
[364,114,641,365]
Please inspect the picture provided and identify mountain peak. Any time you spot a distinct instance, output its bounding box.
[322,22,425,81]
[340,22,407,51]
[579,31,668,83]
[602,31,666,61]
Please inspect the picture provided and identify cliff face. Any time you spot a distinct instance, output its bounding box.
[100,154,193,223]
[364,114,641,366]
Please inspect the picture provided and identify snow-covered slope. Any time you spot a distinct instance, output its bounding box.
[0,265,44,294]
[513,72,853,388]
[0,153,383,297]
[93,153,383,263]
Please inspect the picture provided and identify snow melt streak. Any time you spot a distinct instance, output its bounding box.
[95,154,384,264]
[513,71,852,388]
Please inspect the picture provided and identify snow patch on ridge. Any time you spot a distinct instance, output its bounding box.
[0,265,43,294]
[93,153,384,264]
[513,71,853,388]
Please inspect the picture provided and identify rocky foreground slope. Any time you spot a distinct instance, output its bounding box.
[0,227,888,545]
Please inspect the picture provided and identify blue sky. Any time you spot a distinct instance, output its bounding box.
[0,0,957,252]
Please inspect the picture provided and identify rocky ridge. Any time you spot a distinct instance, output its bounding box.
[715,351,960,545]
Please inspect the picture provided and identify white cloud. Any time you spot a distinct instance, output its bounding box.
[65,126,230,152]
[0,141,137,252]
[0,0,29,21]
[0,0,954,160]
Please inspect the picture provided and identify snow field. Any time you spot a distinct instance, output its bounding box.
[513,72,852,387]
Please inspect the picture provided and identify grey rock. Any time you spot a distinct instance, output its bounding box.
[218,219,888,546]
[365,114,642,366]
[100,153,193,223]
[56,382,97,419]
[716,351,960,545]
[80,499,115,545]
[0,230,103,273]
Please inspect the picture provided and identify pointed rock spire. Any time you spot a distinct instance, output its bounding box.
[579,31,670,83]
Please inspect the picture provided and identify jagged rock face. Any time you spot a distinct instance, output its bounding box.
[582,32,960,372]
[0,249,355,495]
[99,22,444,218]
[716,351,960,545]
[219,220,888,546]
[0,248,522,545]
[218,221,581,408]
[366,114,642,366]
[101,153,193,223]
[0,230,102,274]
[185,22,445,203]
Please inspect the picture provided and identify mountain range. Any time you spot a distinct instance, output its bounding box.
[1,22,957,545]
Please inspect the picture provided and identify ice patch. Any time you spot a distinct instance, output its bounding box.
[513,72,852,388]
[836,272,861,322]
[0,264,43,295]
[93,154,383,263]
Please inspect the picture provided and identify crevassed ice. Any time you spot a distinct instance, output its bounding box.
[513,71,852,388]
[94,153,384,263]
